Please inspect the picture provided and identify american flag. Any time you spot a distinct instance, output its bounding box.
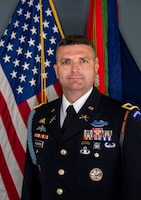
[0,0,63,199]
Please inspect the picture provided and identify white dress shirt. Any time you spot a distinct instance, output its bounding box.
[60,87,93,127]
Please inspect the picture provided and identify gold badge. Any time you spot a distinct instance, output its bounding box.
[89,168,103,181]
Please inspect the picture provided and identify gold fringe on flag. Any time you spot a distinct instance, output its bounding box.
[39,0,47,103]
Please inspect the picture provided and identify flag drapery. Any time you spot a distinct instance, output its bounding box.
[86,0,122,101]
[0,0,64,199]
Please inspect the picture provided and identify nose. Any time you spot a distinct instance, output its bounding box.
[71,61,79,72]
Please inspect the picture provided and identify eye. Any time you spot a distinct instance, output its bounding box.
[61,59,71,65]
[80,57,89,64]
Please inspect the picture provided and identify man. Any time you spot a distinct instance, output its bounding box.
[21,34,141,200]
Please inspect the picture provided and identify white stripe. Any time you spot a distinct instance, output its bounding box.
[0,118,23,198]
[27,94,39,110]
[47,84,59,102]
[0,66,27,151]
[0,174,9,200]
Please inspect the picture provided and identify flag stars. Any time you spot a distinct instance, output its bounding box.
[29,78,36,86]
[3,29,8,36]
[32,66,38,74]
[3,55,11,63]
[45,8,52,16]
[35,55,41,63]
[14,20,19,28]
[41,73,48,79]
[7,43,13,51]
[10,70,17,78]
[49,36,56,44]
[36,3,41,11]
[52,25,59,33]
[17,8,23,16]
[16,47,23,55]
[16,86,24,94]
[25,50,32,59]
[11,31,16,39]
[42,31,47,39]
[13,59,20,67]
[43,20,49,28]
[37,43,41,51]
[0,39,4,47]
[34,14,39,23]
[19,35,25,43]
[47,47,54,56]
[19,74,26,82]
[28,0,34,7]
[21,0,26,4]
[44,59,51,67]
[28,38,35,46]
[24,11,31,20]
[30,26,37,35]
[22,23,29,31]
[22,62,29,70]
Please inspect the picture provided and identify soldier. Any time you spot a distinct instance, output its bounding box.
[21,34,141,200]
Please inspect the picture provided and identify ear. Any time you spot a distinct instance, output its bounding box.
[54,64,59,79]
[95,57,99,73]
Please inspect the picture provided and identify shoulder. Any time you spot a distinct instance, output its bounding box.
[33,98,61,112]
[121,102,141,120]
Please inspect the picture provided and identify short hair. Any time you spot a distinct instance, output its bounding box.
[57,34,95,50]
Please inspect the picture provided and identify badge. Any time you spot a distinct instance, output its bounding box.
[90,120,108,127]
[104,142,116,148]
[93,142,101,150]
[89,168,103,181]
[80,146,90,155]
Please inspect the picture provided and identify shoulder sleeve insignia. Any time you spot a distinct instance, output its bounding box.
[121,103,139,111]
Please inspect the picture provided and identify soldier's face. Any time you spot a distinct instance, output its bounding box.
[54,44,99,95]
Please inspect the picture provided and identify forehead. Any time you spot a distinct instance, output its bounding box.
[56,44,95,58]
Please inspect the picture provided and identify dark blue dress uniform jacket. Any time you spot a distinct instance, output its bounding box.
[21,87,141,200]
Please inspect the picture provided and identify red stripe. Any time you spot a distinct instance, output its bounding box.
[0,146,20,200]
[53,82,62,97]
[95,0,105,94]
[86,0,94,41]
[0,92,25,173]
[18,100,31,127]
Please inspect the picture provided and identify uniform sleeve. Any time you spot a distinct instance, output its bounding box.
[21,146,41,200]
[122,109,141,199]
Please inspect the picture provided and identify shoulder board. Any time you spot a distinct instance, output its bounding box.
[121,103,139,111]
[33,102,46,109]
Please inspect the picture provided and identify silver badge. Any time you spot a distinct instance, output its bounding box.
[104,142,116,148]
[80,146,90,155]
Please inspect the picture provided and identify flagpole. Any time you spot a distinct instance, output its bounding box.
[39,0,47,103]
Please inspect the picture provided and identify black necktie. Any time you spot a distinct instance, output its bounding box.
[62,105,76,133]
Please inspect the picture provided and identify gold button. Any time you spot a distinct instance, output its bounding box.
[60,149,67,155]
[58,169,65,175]
[56,188,63,195]
[94,152,99,158]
